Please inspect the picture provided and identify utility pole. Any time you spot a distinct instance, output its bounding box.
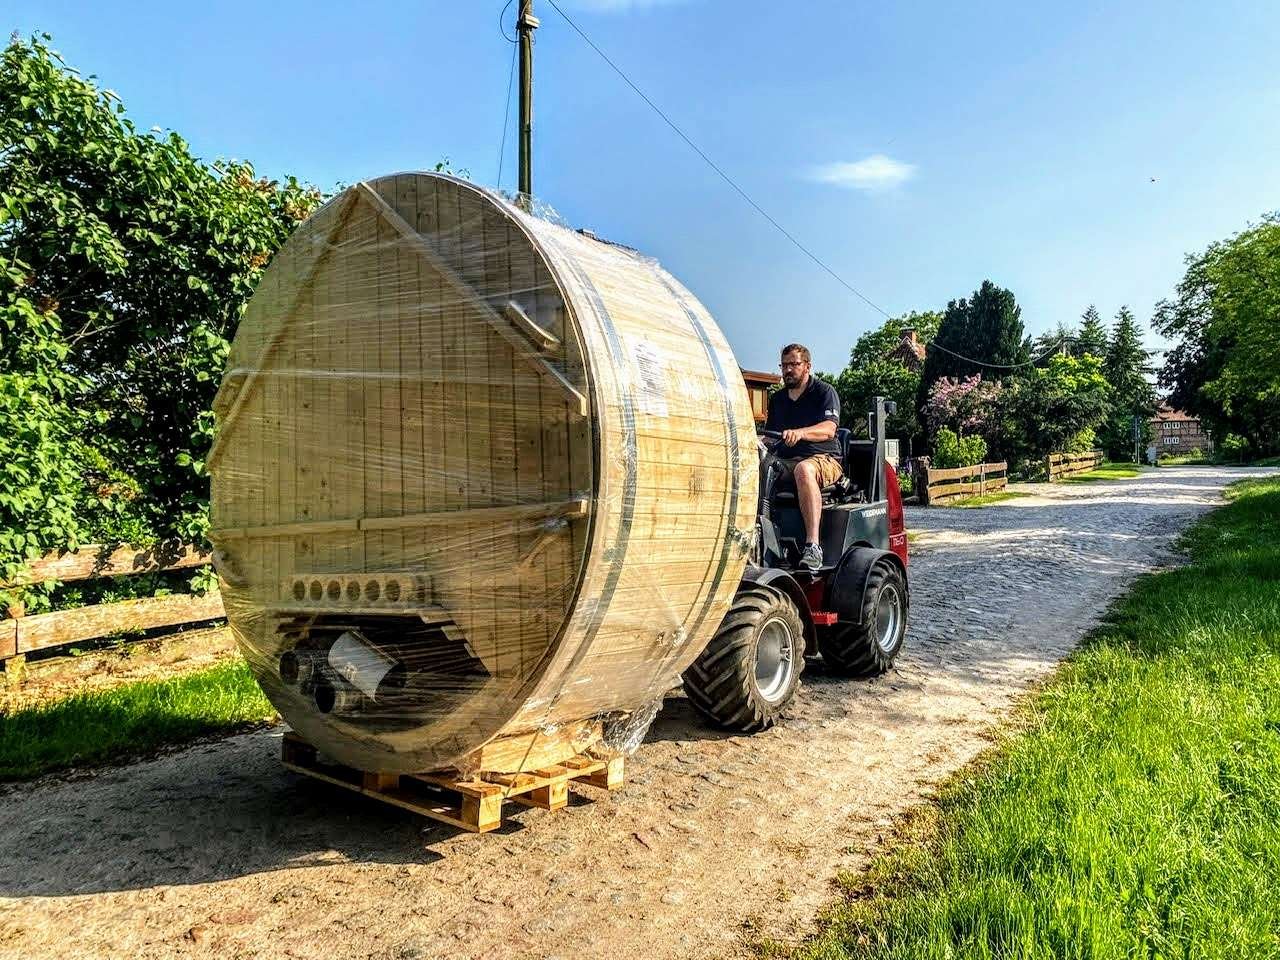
[517,0,539,204]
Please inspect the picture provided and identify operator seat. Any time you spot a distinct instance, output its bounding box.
[771,427,855,505]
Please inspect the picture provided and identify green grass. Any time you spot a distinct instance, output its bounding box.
[0,659,275,780]
[1061,461,1143,483]
[790,476,1280,960]
[945,491,1032,509]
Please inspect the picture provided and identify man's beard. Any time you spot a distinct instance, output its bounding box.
[782,371,802,388]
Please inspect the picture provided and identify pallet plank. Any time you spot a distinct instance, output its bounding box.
[282,732,621,833]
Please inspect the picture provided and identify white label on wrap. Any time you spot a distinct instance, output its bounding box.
[629,337,669,418]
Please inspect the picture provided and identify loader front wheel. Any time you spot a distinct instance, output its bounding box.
[682,586,805,732]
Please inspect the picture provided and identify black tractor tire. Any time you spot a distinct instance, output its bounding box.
[682,585,806,732]
[818,560,907,677]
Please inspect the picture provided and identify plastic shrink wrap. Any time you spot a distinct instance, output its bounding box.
[208,172,758,775]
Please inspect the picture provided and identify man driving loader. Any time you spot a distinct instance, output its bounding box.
[765,343,843,571]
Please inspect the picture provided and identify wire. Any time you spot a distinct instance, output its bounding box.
[926,336,1070,370]
[496,35,518,187]
[499,0,517,43]
[544,0,891,321]
[543,0,1063,374]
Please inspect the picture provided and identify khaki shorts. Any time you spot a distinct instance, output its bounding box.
[775,454,844,489]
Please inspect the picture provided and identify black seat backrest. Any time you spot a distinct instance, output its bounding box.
[835,427,852,465]
[845,439,877,494]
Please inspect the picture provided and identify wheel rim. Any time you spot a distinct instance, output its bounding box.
[875,584,902,653]
[755,616,796,703]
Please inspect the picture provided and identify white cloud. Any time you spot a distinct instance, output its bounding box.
[809,154,916,192]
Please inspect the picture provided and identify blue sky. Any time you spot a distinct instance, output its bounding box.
[10,1,1280,371]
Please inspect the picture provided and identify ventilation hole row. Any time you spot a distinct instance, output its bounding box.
[290,576,428,605]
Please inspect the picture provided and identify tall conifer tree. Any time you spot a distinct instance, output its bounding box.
[1075,305,1108,358]
[918,280,1028,408]
[1101,306,1157,459]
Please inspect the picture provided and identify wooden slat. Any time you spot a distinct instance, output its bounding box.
[925,462,1008,483]
[206,189,361,471]
[1,541,211,588]
[354,182,589,417]
[210,498,588,541]
[15,592,225,656]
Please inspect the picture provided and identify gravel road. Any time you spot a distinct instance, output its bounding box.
[3,466,1273,960]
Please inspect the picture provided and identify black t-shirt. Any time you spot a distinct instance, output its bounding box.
[765,376,841,459]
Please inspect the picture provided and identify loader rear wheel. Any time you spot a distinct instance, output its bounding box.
[818,560,907,676]
[682,585,805,732]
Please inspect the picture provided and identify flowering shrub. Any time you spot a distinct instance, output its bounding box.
[924,375,1003,439]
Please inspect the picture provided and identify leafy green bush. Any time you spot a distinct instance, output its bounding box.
[932,428,987,469]
[1220,433,1250,463]
[0,35,321,609]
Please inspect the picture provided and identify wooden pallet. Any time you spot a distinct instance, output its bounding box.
[281,732,623,833]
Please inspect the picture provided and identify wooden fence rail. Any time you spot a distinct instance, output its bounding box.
[919,461,1008,506]
[1047,449,1103,481]
[1,541,223,662]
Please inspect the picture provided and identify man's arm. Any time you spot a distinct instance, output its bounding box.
[781,382,839,447]
[780,421,837,447]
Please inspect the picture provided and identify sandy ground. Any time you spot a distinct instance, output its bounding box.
[2,466,1274,960]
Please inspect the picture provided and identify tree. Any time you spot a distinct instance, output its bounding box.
[0,35,321,600]
[1099,307,1156,460]
[1156,215,1280,457]
[998,355,1111,471]
[1032,321,1075,364]
[825,310,941,443]
[1075,305,1108,358]
[918,280,1028,408]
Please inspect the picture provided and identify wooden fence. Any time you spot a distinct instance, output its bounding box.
[919,461,1008,506]
[1047,450,1103,481]
[1,541,223,663]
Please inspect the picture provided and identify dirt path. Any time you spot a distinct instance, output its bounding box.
[3,466,1273,960]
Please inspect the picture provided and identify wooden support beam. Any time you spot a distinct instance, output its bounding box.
[501,300,560,352]
[212,498,588,541]
[1,541,212,589]
[353,182,588,417]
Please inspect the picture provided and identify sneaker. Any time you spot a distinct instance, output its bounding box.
[800,543,823,571]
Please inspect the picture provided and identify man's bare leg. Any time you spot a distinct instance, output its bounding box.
[794,459,822,544]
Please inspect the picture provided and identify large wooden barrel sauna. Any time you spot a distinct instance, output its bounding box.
[208,172,758,775]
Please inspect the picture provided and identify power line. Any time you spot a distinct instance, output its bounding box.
[542,0,1062,374]
[498,0,517,43]
[926,336,1070,370]
[543,0,890,321]
[496,33,518,187]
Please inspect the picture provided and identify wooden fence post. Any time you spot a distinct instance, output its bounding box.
[919,459,931,506]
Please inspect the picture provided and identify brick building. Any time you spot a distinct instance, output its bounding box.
[887,327,927,372]
[1151,404,1213,453]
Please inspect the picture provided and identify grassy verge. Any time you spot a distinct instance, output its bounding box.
[790,476,1280,959]
[1062,461,1143,482]
[0,658,275,780]
[945,491,1032,509]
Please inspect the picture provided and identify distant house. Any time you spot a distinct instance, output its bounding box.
[740,368,781,424]
[887,327,926,371]
[1151,404,1213,452]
